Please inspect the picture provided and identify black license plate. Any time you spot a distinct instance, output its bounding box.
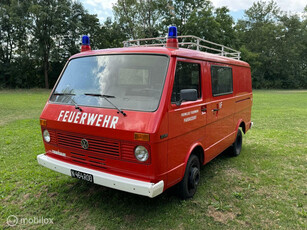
[71,169,94,183]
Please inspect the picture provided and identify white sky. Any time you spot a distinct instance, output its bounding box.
[211,0,306,12]
[80,0,306,22]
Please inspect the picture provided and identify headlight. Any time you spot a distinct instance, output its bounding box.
[134,146,149,162]
[43,129,50,143]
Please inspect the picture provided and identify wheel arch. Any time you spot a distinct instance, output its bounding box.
[184,143,205,168]
[236,119,246,134]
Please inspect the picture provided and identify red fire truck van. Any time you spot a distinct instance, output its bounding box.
[37,26,252,199]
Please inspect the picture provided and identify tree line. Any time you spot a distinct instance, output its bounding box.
[0,0,306,89]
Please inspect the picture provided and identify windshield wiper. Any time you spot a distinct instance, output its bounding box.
[53,92,76,96]
[84,93,127,116]
[53,92,82,112]
[71,99,82,112]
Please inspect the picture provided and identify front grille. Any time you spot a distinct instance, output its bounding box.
[121,143,136,161]
[46,130,150,166]
[57,131,120,158]
[70,152,107,170]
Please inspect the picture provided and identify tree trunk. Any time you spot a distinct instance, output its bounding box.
[44,54,49,89]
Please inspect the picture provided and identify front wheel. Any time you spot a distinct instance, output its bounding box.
[177,154,200,199]
[229,129,243,157]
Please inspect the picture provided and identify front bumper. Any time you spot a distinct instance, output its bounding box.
[37,154,164,198]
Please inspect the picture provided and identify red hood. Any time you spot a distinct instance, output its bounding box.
[40,102,165,143]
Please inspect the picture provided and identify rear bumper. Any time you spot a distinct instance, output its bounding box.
[37,154,164,198]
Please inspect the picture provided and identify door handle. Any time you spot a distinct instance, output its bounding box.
[201,106,207,112]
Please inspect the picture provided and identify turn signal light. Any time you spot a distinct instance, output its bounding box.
[134,133,150,141]
[40,119,47,126]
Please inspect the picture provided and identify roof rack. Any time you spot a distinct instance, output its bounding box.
[123,35,241,60]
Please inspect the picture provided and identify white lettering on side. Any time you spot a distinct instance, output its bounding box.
[110,116,119,129]
[102,115,111,128]
[68,112,76,123]
[181,112,190,117]
[79,112,87,124]
[184,115,197,122]
[87,113,98,126]
[73,112,81,123]
[190,109,199,114]
[58,110,65,121]
[181,110,199,117]
[96,114,104,127]
[63,111,69,122]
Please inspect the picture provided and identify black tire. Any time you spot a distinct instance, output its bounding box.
[177,154,200,199]
[229,129,243,157]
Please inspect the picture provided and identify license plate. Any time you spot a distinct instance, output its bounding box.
[71,169,94,183]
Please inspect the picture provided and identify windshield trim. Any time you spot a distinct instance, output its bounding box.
[49,53,170,113]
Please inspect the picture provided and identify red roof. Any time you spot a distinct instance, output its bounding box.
[71,47,250,68]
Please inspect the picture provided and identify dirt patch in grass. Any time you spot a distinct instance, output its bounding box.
[84,225,97,230]
[23,193,31,200]
[207,205,236,224]
[47,192,58,198]
[124,214,136,224]
[221,167,260,185]
[78,210,90,223]
[255,186,290,201]
[222,168,243,180]
[236,219,249,226]
[176,223,185,230]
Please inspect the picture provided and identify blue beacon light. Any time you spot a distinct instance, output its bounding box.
[82,35,90,45]
[166,26,179,49]
[81,35,91,52]
[168,26,177,38]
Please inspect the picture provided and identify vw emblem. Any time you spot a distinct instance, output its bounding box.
[81,139,89,149]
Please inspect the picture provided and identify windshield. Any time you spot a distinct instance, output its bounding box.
[50,54,169,112]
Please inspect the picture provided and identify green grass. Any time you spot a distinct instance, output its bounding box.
[1,90,306,229]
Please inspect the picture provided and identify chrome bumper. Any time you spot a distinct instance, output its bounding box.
[37,154,164,198]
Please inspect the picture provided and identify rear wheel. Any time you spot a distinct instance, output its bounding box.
[229,129,243,157]
[178,154,200,199]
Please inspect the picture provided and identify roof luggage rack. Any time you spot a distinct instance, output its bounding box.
[123,35,241,60]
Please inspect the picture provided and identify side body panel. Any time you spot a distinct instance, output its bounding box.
[204,62,236,163]
[233,67,253,133]
[166,59,253,188]
[167,58,207,187]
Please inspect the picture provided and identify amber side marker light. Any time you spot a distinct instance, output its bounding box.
[134,133,150,141]
[40,119,47,126]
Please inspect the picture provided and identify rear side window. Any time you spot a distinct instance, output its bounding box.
[171,61,201,103]
[211,66,233,96]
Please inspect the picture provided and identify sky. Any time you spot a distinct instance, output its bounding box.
[79,0,306,22]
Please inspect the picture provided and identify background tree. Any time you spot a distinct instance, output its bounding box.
[236,1,306,88]
[183,1,217,39]
[162,0,209,35]
[0,0,31,88]
[113,0,166,39]
[0,0,306,89]
[236,1,281,88]
[97,17,126,48]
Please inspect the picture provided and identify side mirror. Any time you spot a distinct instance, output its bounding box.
[176,89,198,106]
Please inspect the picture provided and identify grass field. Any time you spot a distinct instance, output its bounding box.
[0,90,306,229]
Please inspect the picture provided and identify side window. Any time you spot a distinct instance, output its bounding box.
[211,66,233,96]
[171,61,201,103]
